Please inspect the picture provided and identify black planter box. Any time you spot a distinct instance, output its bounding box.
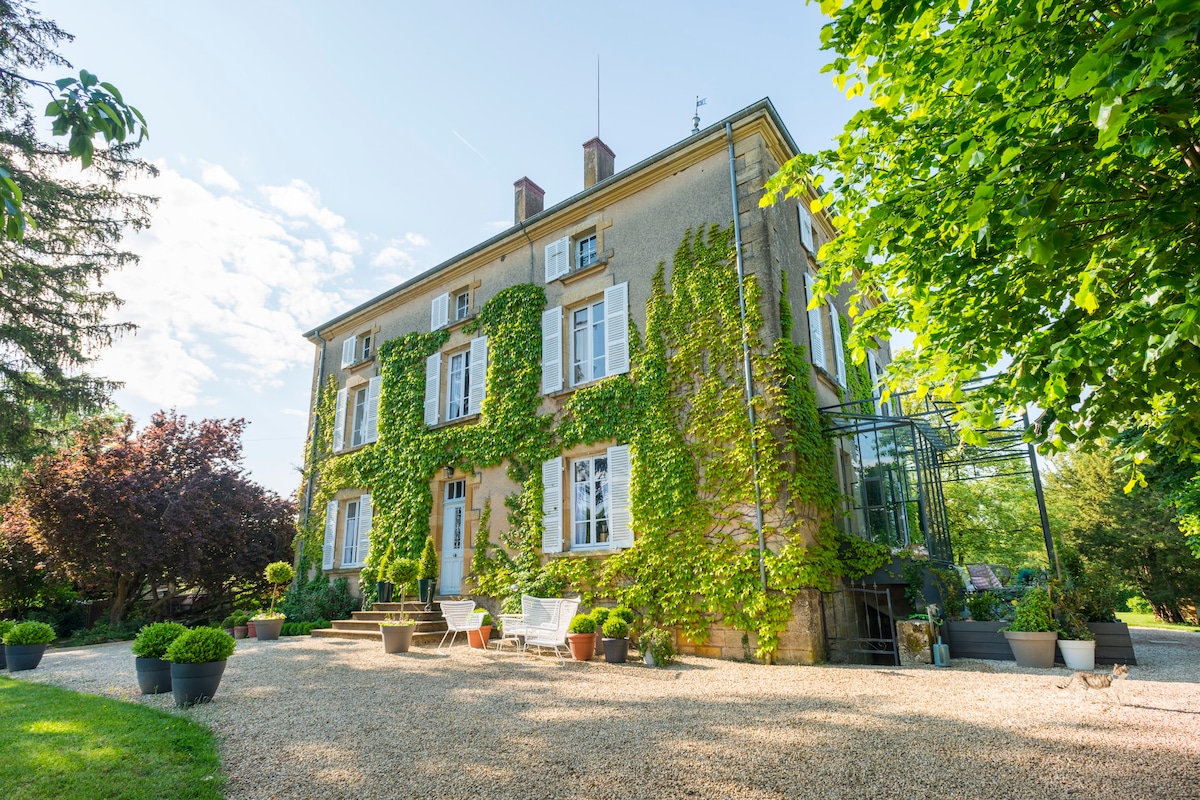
[944,620,1136,665]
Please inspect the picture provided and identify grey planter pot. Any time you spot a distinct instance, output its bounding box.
[602,637,629,664]
[135,656,173,694]
[171,660,227,707]
[1003,630,1058,669]
[6,644,48,672]
[254,618,285,640]
[380,624,414,654]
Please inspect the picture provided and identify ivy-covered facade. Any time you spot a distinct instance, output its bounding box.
[298,99,891,663]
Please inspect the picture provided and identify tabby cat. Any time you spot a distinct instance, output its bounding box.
[1058,663,1129,690]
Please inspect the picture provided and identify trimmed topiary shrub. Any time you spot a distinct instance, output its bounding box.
[590,607,611,627]
[0,620,16,641]
[610,606,635,624]
[602,618,629,639]
[164,627,237,664]
[4,621,56,646]
[131,622,189,659]
[568,614,596,634]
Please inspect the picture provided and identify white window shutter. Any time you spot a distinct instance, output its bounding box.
[541,457,562,554]
[468,335,488,414]
[829,303,846,389]
[868,352,883,415]
[424,353,441,426]
[541,306,563,394]
[365,375,382,443]
[804,273,827,371]
[545,237,570,282]
[799,206,815,254]
[431,293,450,331]
[604,281,630,377]
[332,388,348,453]
[355,494,372,567]
[341,337,356,368]
[322,501,337,570]
[607,445,633,549]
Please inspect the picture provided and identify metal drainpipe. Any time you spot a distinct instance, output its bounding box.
[726,122,768,592]
[301,331,328,571]
[519,218,535,283]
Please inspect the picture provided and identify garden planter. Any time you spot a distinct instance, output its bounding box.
[5,644,47,672]
[170,660,227,707]
[135,656,173,694]
[1058,639,1096,671]
[380,625,414,654]
[233,626,248,639]
[643,649,656,667]
[418,579,435,607]
[376,581,394,604]
[603,637,629,664]
[0,648,5,670]
[246,620,257,638]
[254,618,285,640]
[1003,631,1058,669]
[595,632,605,657]
[468,625,493,650]
[223,628,235,637]
[567,633,595,661]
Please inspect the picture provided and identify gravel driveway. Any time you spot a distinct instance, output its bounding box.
[8,628,1200,800]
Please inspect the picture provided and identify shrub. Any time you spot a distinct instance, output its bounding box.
[1001,587,1057,633]
[1126,596,1154,615]
[220,614,238,629]
[387,557,419,589]
[611,606,635,624]
[418,537,439,580]
[4,620,56,646]
[590,607,610,626]
[164,627,236,664]
[265,561,294,586]
[568,614,596,634]
[640,627,677,667]
[280,577,357,623]
[473,609,493,627]
[966,591,1001,622]
[131,622,189,659]
[602,618,628,639]
[0,620,14,640]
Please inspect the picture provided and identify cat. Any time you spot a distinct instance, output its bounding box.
[1058,663,1130,703]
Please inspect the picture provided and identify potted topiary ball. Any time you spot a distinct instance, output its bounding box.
[601,617,630,664]
[254,561,295,640]
[1000,587,1059,668]
[567,613,596,661]
[131,622,188,694]
[0,620,14,670]
[590,607,611,657]
[164,627,237,707]
[417,537,439,610]
[379,557,419,654]
[4,620,56,672]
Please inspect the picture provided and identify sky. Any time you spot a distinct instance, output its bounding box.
[41,0,865,498]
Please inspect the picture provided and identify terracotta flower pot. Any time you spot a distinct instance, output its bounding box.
[468,625,493,649]
[567,633,595,661]
[233,626,248,639]
[246,620,257,638]
[380,624,414,654]
[1003,630,1058,669]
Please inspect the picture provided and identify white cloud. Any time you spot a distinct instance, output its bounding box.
[200,162,240,192]
[405,232,429,247]
[369,234,432,285]
[260,179,361,254]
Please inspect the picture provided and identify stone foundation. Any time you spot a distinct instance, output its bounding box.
[674,589,825,664]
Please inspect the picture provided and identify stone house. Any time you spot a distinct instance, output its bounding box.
[300,98,891,663]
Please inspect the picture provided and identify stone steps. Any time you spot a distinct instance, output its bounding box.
[310,598,465,644]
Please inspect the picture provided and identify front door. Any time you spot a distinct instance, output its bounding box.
[440,480,465,595]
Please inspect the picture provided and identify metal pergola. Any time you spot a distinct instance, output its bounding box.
[821,378,1057,570]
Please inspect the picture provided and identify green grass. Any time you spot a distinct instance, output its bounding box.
[0,677,223,800]
[1116,612,1200,633]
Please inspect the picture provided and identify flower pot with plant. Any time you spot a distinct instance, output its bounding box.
[602,617,630,663]
[566,614,596,661]
[379,557,419,653]
[0,620,14,670]
[4,621,56,672]
[1056,589,1097,671]
[131,621,188,694]
[468,609,494,649]
[254,561,295,640]
[165,627,237,707]
[640,627,677,667]
[1000,587,1059,668]
[417,536,438,609]
[590,608,610,656]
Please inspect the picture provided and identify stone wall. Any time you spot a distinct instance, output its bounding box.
[675,589,826,665]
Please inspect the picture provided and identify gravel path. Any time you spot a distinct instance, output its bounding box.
[7,628,1200,799]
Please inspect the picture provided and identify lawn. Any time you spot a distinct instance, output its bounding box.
[1116,611,1200,632]
[0,677,223,800]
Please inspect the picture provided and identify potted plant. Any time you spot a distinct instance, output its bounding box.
[640,627,677,667]
[468,609,494,649]
[379,557,418,654]
[0,620,14,670]
[417,537,438,609]
[130,621,188,694]
[590,607,610,656]
[376,545,395,604]
[566,613,596,661]
[1056,588,1097,671]
[254,561,295,640]
[1000,587,1059,668]
[164,626,237,707]
[232,611,249,639]
[601,617,630,663]
[4,620,56,672]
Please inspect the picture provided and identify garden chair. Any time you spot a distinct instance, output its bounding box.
[437,600,484,654]
[521,597,579,666]
[495,594,552,653]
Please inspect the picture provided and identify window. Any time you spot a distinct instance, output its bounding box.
[455,291,470,321]
[576,234,597,269]
[544,231,601,282]
[350,387,368,447]
[360,334,372,362]
[571,299,606,386]
[342,499,359,566]
[571,454,610,548]
[341,332,373,368]
[446,350,471,421]
[333,376,381,453]
[324,494,372,569]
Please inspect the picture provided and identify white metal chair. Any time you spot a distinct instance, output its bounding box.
[495,594,551,652]
[521,597,579,666]
[494,614,526,652]
[437,600,484,654]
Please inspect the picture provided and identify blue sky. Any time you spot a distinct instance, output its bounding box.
[44,1,863,497]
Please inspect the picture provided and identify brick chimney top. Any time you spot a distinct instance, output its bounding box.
[583,138,615,189]
[513,177,545,224]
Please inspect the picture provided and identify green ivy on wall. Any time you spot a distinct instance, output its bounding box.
[840,313,874,410]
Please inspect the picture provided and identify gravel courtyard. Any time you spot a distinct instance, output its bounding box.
[8,628,1200,800]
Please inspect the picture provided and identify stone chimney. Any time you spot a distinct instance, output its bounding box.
[583,137,615,189]
[514,177,545,224]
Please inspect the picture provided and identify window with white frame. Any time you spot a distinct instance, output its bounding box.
[359,334,372,362]
[541,445,632,554]
[333,376,381,453]
[321,494,372,570]
[454,290,470,321]
[576,234,598,269]
[571,454,610,548]
[544,230,601,282]
[342,499,360,566]
[541,282,629,394]
[570,299,607,386]
[446,349,472,421]
[341,331,374,368]
[350,386,368,447]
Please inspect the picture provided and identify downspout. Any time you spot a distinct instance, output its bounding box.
[519,218,535,283]
[301,331,328,578]
[727,122,768,592]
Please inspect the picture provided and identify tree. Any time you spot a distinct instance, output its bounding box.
[1046,447,1199,623]
[14,412,294,624]
[766,1,1200,470]
[943,469,1047,569]
[0,0,154,488]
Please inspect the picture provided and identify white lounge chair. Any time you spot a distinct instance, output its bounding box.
[496,595,551,652]
[521,597,580,666]
[437,600,484,654]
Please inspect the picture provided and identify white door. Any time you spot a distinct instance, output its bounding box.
[440,480,466,595]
